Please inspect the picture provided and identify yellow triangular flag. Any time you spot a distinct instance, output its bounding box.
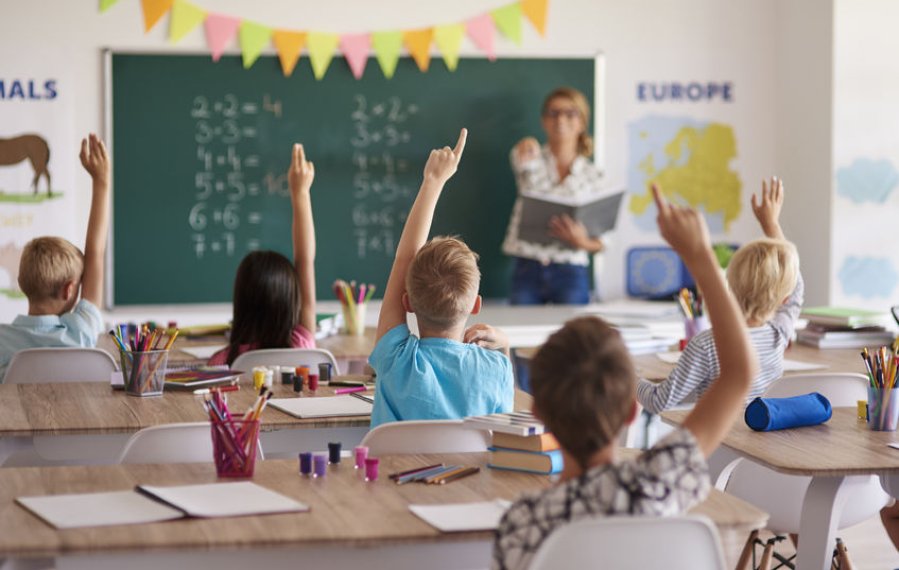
[240,21,272,69]
[307,32,340,79]
[491,3,522,45]
[99,0,119,13]
[403,28,434,72]
[141,0,173,33]
[521,0,549,36]
[434,23,465,72]
[371,31,403,79]
[273,30,307,77]
[169,0,205,43]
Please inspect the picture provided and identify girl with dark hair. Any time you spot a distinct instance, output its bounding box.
[209,144,317,366]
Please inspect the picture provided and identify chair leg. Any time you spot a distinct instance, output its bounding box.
[758,539,775,570]
[831,538,856,570]
[735,530,759,570]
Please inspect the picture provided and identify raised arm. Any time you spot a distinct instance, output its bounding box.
[376,128,467,341]
[653,184,757,457]
[79,134,110,307]
[289,144,317,337]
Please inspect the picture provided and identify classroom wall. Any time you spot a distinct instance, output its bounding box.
[832,0,899,310]
[0,0,841,322]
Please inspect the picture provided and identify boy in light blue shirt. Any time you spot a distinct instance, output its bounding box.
[0,135,110,382]
[369,129,514,428]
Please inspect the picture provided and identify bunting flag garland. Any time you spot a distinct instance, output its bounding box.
[141,0,173,32]
[307,32,341,80]
[403,28,434,72]
[204,13,240,62]
[99,0,120,13]
[466,13,496,61]
[240,21,272,69]
[272,30,306,77]
[521,0,549,36]
[434,23,465,72]
[169,0,205,43]
[371,31,403,79]
[340,34,371,79]
[106,0,549,79]
[491,4,522,45]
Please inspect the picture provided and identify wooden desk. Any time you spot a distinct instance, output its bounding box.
[662,408,899,570]
[0,452,766,569]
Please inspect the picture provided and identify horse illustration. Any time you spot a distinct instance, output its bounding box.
[0,134,51,195]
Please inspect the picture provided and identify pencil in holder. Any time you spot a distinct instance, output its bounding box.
[211,419,260,478]
[119,349,168,397]
[334,279,374,337]
[867,387,899,431]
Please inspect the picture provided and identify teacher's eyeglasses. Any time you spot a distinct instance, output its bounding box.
[543,108,580,120]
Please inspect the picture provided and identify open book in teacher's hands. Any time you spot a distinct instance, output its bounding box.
[517,189,625,246]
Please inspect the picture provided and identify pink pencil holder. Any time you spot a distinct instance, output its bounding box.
[684,316,710,342]
[211,419,260,478]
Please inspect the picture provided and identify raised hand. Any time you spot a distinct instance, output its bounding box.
[652,183,711,266]
[288,143,315,197]
[463,323,510,355]
[513,136,540,163]
[79,134,110,185]
[423,128,467,184]
[751,176,785,239]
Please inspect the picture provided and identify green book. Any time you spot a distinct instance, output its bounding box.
[800,307,889,328]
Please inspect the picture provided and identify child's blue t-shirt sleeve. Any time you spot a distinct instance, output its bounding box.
[368,323,411,375]
[499,357,515,412]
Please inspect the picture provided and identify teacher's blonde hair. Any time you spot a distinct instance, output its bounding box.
[543,87,593,157]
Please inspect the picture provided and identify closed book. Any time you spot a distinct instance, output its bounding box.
[491,432,560,452]
[800,307,891,328]
[488,448,564,475]
[797,328,895,349]
[464,412,545,436]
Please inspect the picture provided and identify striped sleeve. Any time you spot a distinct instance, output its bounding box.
[637,330,716,414]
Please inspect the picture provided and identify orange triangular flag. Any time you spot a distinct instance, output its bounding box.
[403,28,434,72]
[273,30,307,77]
[521,0,549,36]
[141,0,173,32]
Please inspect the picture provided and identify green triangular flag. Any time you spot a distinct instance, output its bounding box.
[434,23,465,72]
[240,21,272,69]
[307,32,340,79]
[371,31,403,79]
[169,0,206,43]
[99,0,119,12]
[491,3,522,45]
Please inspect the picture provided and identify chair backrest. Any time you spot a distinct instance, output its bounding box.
[763,372,869,406]
[360,420,491,455]
[6,347,118,384]
[231,348,340,377]
[529,515,726,570]
[118,422,265,464]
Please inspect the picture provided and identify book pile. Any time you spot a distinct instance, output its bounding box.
[464,412,563,475]
[315,313,343,340]
[797,307,895,349]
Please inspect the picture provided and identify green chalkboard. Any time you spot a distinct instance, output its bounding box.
[110,53,596,305]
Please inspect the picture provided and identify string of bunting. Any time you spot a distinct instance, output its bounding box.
[99,0,549,79]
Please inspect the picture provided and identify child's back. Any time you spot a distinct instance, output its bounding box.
[369,130,514,428]
[0,135,110,382]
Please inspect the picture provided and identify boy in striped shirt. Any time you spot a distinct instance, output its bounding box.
[637,177,802,414]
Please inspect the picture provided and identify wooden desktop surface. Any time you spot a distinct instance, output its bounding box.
[0,451,766,558]
[0,383,535,437]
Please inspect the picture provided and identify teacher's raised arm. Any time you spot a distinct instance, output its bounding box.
[501,87,605,305]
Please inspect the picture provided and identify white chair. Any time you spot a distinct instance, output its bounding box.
[360,420,491,455]
[5,347,118,384]
[529,515,726,570]
[724,373,889,540]
[231,348,340,377]
[118,422,264,464]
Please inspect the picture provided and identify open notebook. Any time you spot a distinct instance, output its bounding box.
[268,395,373,418]
[17,481,308,529]
[409,500,512,532]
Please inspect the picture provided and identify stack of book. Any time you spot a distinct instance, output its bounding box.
[464,412,563,475]
[797,307,895,349]
[315,313,343,340]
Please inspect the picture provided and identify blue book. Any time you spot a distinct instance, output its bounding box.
[487,447,564,475]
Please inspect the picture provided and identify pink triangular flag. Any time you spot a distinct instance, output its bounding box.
[340,33,371,79]
[466,13,495,61]
[204,13,241,62]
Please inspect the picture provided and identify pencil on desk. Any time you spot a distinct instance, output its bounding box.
[437,466,480,485]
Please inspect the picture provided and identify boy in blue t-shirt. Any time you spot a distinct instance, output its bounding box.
[369,129,514,428]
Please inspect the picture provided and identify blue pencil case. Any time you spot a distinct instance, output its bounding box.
[744,393,832,432]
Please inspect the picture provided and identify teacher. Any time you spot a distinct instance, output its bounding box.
[502,87,605,305]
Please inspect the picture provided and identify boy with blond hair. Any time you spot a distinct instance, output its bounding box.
[369,129,514,428]
[492,186,758,570]
[638,177,803,413]
[0,134,110,382]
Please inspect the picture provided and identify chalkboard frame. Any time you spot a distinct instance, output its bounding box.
[102,49,605,308]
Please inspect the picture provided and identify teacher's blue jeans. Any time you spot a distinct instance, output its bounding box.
[509,257,591,305]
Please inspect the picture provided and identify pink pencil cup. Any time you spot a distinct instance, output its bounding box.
[211,419,260,478]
